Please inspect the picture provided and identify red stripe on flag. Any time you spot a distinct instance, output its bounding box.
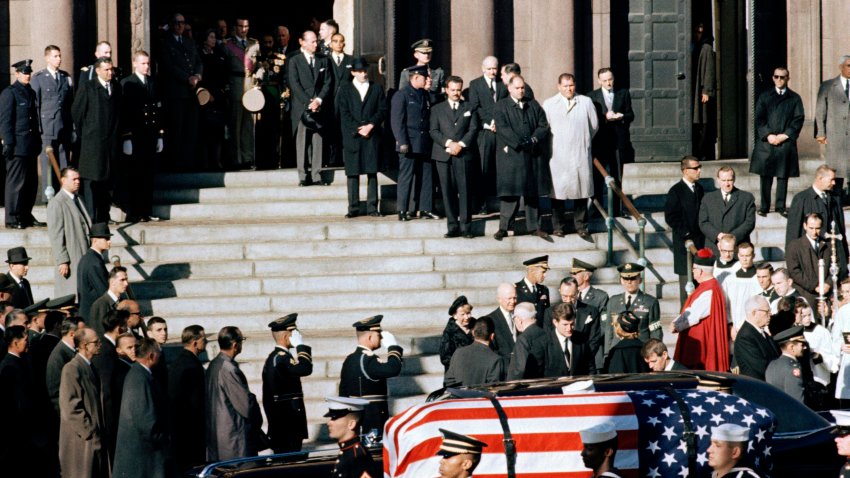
[403,401,636,428]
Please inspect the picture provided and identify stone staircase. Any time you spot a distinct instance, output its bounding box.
[4,156,836,445]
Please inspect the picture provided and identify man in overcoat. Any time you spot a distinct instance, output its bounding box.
[815,55,850,185]
[750,67,804,216]
[77,222,111,322]
[467,56,507,213]
[785,164,848,269]
[168,325,207,472]
[47,167,90,297]
[698,166,756,258]
[665,156,705,306]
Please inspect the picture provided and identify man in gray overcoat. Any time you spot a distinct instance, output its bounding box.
[47,167,91,297]
[693,23,716,161]
[750,67,804,216]
[59,328,109,478]
[815,55,850,186]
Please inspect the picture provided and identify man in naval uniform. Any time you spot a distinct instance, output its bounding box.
[516,255,550,324]
[326,396,376,478]
[435,428,488,478]
[261,313,313,453]
[765,325,808,402]
[398,39,446,104]
[338,315,403,437]
[707,423,762,477]
[579,422,623,478]
[603,263,661,362]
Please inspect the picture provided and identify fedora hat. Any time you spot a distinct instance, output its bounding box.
[6,246,31,264]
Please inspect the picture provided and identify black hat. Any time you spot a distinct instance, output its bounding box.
[300,109,323,131]
[12,59,33,74]
[23,298,50,317]
[0,274,15,292]
[570,258,597,274]
[353,314,383,331]
[617,262,643,279]
[448,296,469,316]
[89,222,113,239]
[693,248,715,267]
[523,255,550,269]
[411,38,433,53]
[350,56,369,71]
[773,325,806,345]
[436,429,487,457]
[6,247,32,264]
[46,294,77,311]
[617,311,640,334]
[268,313,298,332]
[407,64,430,78]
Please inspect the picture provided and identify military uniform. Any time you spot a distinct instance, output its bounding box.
[605,291,660,349]
[765,353,805,401]
[390,66,433,219]
[223,35,260,167]
[255,47,289,169]
[332,437,375,478]
[31,66,73,199]
[119,72,162,221]
[398,39,446,104]
[517,255,551,323]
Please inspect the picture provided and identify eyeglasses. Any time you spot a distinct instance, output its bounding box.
[755,309,771,314]
[685,165,702,170]
[719,249,735,254]
[773,75,787,79]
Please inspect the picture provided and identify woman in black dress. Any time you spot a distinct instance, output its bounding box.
[604,311,649,374]
[439,296,475,371]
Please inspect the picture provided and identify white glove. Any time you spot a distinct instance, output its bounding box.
[156,138,164,153]
[381,331,397,347]
[290,329,304,347]
[254,67,265,81]
[122,139,132,155]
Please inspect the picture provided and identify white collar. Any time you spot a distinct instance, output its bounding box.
[97,77,109,89]
[79,354,91,365]
[523,277,536,291]
[499,306,513,319]
[62,340,76,352]
[47,66,58,76]
[664,359,676,371]
[555,329,571,345]
[104,334,116,346]
[813,186,827,196]
[62,188,75,199]
[107,290,120,302]
[139,363,152,375]
[135,72,146,83]
[776,88,786,95]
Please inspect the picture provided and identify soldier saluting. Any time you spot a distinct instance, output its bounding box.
[261,313,313,454]
[339,315,403,438]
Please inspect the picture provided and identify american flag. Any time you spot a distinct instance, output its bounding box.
[382,389,774,478]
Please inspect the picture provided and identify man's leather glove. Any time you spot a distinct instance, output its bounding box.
[2,144,12,159]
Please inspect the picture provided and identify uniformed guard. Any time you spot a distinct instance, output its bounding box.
[1,59,43,229]
[571,258,609,315]
[338,315,403,438]
[23,297,50,345]
[765,325,808,402]
[326,396,376,478]
[579,422,622,478]
[261,313,313,454]
[603,263,661,361]
[831,410,850,478]
[398,39,446,104]
[516,255,551,323]
[436,428,487,478]
[45,293,77,316]
[707,423,762,477]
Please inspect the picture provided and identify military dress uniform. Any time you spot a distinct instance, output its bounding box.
[31,66,73,199]
[398,39,446,104]
[223,35,260,168]
[764,326,807,402]
[326,396,376,478]
[603,263,661,358]
[120,72,162,221]
[517,255,551,323]
[261,314,313,453]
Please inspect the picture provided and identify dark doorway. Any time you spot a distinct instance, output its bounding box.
[392,0,450,90]
[751,0,788,152]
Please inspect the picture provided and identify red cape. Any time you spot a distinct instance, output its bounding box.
[673,277,730,371]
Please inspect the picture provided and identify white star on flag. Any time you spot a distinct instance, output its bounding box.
[723,404,739,415]
[691,405,706,416]
[648,416,661,426]
[663,426,677,440]
[764,446,771,457]
[695,425,709,439]
[705,396,719,405]
[697,452,708,466]
[647,467,661,477]
[662,452,677,466]
[647,441,660,454]
[756,408,770,418]
[742,415,756,426]
[660,406,675,417]
[678,466,690,477]
[710,413,724,425]
[643,399,656,407]
[755,429,766,442]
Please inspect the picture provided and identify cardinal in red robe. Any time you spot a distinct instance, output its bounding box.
[671,248,730,371]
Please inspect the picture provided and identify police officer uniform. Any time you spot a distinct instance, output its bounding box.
[516,255,551,323]
[326,396,376,478]
[435,428,488,478]
[261,313,313,454]
[604,263,661,358]
[765,326,806,402]
[338,315,403,436]
[0,60,42,228]
[398,39,446,104]
[31,63,73,200]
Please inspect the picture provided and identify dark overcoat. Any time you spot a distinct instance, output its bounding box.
[698,188,757,257]
[493,97,550,197]
[168,348,206,471]
[750,88,804,178]
[732,320,779,381]
[786,186,849,263]
[112,362,168,478]
[71,77,120,181]
[76,248,109,324]
[337,81,386,175]
[438,318,473,370]
[604,338,650,374]
[664,179,705,275]
[444,341,504,387]
[0,81,41,156]
[507,323,547,380]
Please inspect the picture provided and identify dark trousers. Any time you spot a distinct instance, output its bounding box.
[81,177,112,223]
[551,197,588,234]
[435,157,471,233]
[594,150,625,216]
[5,154,37,224]
[39,137,70,198]
[475,129,497,208]
[295,122,323,183]
[678,274,693,308]
[347,174,378,214]
[498,195,539,232]
[397,152,433,213]
[163,97,199,171]
[759,175,788,213]
[125,141,156,219]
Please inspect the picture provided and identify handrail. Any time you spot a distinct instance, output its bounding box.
[684,240,699,296]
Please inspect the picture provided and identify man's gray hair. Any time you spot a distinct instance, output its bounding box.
[744,294,769,318]
[840,55,850,65]
[514,302,536,320]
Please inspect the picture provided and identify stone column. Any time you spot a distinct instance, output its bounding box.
[334,0,355,54]
[591,0,611,79]
[786,0,821,157]
[514,0,574,99]
[30,0,74,71]
[96,0,119,62]
[450,0,494,84]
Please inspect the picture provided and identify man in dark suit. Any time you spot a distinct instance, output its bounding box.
[516,255,551,324]
[507,303,547,380]
[544,303,596,377]
[120,50,162,222]
[71,56,120,223]
[93,308,128,463]
[32,45,74,200]
[29,310,64,475]
[0,326,33,473]
[732,295,779,381]
[46,318,79,414]
[0,59,42,229]
[641,339,688,372]
[444,316,504,387]
[468,56,507,213]
[589,67,634,217]
[112,338,168,478]
[493,74,551,241]
[90,267,129,336]
[77,222,111,322]
[786,164,848,267]
[484,283,518,370]
[288,30,332,186]
[337,57,386,218]
[5,247,34,308]
[327,33,353,169]
[391,65,434,221]
[544,277,602,362]
[430,76,479,238]
[665,156,706,306]
[786,213,839,309]
[169,325,207,472]
[698,166,756,258]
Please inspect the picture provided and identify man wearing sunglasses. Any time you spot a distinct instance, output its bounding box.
[665,156,706,306]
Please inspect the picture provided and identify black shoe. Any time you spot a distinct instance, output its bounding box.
[420,211,439,220]
[398,212,411,222]
[345,212,359,219]
[29,220,46,227]
[321,181,332,186]
[444,230,461,238]
[368,211,382,217]
[5,222,24,229]
[298,181,308,187]
[778,210,788,218]
[757,210,767,217]
[493,230,507,241]
[463,232,475,239]
[552,230,565,238]
[578,229,594,243]
[532,229,553,242]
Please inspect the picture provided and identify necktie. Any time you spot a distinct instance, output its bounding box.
[563,338,571,371]
[845,78,849,100]
[508,313,516,339]
[814,239,820,251]
[55,72,60,87]
[452,102,457,111]
[723,193,729,203]
[178,36,183,44]
[489,80,496,102]
[20,278,33,304]
[106,83,111,96]
[309,56,314,69]
[625,294,632,310]
[336,56,341,66]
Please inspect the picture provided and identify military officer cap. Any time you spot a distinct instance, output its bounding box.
[407,64,430,78]
[89,222,113,239]
[436,429,488,457]
[23,298,50,317]
[523,255,550,269]
[617,262,643,279]
[711,423,750,442]
[268,313,298,331]
[353,314,384,331]
[831,410,850,435]
[579,422,618,445]
[46,294,77,311]
[6,246,32,264]
[772,325,806,345]
[570,258,597,274]
[411,38,433,53]
[350,56,369,71]
[693,248,715,267]
[448,296,469,316]
[12,59,33,74]
[323,396,369,418]
[617,311,640,334]
[0,274,16,293]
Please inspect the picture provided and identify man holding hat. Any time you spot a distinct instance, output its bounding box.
[6,246,34,308]
[707,423,761,477]
[261,313,313,453]
[76,222,111,322]
[1,59,42,229]
[579,422,622,477]
[765,325,807,402]
[325,396,376,478]
[337,56,386,218]
[398,39,446,104]
[672,248,730,372]
[603,263,660,366]
[339,315,403,437]
[516,255,551,323]
[436,428,487,478]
